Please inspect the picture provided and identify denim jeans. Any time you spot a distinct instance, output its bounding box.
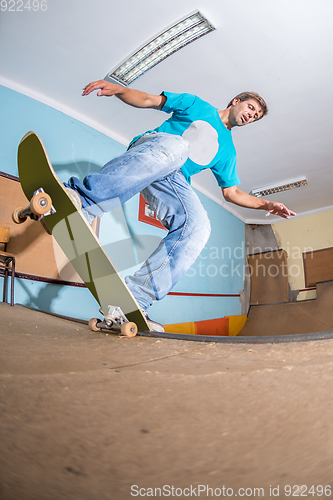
[65,133,211,312]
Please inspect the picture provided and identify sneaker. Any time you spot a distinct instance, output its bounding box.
[65,187,97,225]
[143,312,165,333]
[82,208,99,225]
[65,187,82,210]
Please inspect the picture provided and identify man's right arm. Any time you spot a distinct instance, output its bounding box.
[82,80,166,110]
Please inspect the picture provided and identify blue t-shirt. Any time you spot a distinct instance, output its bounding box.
[130,92,240,188]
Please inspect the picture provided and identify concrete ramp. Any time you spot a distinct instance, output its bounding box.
[240,281,333,337]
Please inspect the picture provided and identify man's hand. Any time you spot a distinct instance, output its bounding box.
[266,201,296,219]
[82,80,120,97]
[82,79,166,109]
[222,186,296,219]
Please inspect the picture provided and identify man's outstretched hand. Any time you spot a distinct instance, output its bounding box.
[222,186,297,219]
[82,80,119,97]
[81,80,165,109]
[266,201,296,219]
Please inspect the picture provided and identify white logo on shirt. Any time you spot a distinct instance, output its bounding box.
[182,120,219,166]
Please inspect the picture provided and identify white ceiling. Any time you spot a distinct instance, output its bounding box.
[1,0,333,224]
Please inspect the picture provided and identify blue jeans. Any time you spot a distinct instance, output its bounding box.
[65,133,211,312]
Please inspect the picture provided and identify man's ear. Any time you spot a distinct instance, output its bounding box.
[232,98,240,106]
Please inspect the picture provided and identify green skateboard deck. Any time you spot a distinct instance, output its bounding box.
[16,131,149,334]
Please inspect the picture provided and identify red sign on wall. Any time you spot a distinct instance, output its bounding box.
[138,194,167,231]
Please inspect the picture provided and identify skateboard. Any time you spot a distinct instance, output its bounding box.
[13,131,150,336]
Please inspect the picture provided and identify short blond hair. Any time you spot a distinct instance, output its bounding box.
[227,92,268,120]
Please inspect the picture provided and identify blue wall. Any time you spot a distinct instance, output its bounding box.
[1,85,245,324]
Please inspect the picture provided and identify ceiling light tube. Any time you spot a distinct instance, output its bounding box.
[105,11,215,86]
[250,177,308,197]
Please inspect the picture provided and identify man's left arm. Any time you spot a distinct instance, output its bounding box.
[222,186,296,219]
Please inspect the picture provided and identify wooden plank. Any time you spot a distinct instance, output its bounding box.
[0,226,9,243]
[240,281,333,337]
[248,250,289,305]
[303,247,333,287]
[0,172,82,283]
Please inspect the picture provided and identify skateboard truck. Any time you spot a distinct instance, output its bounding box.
[12,188,55,224]
[88,305,138,337]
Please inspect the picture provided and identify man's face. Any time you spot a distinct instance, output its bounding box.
[229,98,263,127]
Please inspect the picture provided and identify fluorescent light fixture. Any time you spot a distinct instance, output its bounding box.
[250,177,308,197]
[105,11,215,86]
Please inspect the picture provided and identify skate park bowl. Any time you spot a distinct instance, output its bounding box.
[142,244,333,344]
[140,281,333,344]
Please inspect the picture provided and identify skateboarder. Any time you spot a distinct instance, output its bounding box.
[65,80,296,331]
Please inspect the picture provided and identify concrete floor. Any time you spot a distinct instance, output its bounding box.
[1,303,333,500]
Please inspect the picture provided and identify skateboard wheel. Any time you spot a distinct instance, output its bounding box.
[88,318,101,332]
[12,208,26,224]
[121,322,138,337]
[30,192,52,216]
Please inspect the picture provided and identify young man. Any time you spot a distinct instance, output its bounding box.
[65,80,296,331]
